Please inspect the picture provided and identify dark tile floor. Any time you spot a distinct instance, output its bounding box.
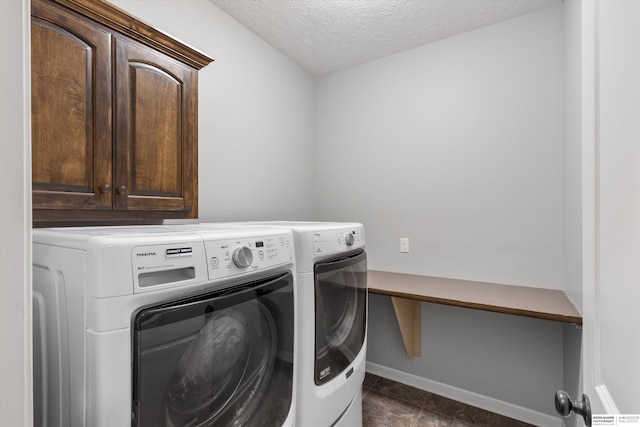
[362,373,536,427]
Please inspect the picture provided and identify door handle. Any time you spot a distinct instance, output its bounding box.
[555,390,592,427]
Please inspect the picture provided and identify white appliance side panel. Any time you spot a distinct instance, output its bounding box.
[87,239,136,298]
[291,232,316,272]
[333,389,363,427]
[86,329,131,427]
[33,243,87,427]
[32,264,71,427]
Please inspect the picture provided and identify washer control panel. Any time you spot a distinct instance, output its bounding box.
[131,240,208,291]
[313,227,364,255]
[204,233,294,280]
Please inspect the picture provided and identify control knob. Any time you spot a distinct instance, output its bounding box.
[345,232,355,246]
[232,246,253,268]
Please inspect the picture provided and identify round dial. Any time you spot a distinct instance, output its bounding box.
[345,233,355,246]
[232,246,253,268]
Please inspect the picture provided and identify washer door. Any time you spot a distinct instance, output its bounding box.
[314,251,367,385]
[132,273,294,427]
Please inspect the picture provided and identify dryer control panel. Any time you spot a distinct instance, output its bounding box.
[203,233,294,280]
[313,227,365,255]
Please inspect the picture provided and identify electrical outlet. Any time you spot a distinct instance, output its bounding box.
[400,238,409,253]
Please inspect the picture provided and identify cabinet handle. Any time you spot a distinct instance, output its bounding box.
[117,186,128,195]
[99,184,111,193]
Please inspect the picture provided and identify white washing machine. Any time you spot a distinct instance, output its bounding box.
[32,225,297,427]
[197,221,367,427]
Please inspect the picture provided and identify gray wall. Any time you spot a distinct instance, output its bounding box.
[368,295,563,417]
[315,5,565,419]
[315,7,564,290]
[563,0,583,315]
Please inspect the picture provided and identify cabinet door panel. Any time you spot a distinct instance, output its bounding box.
[129,62,182,196]
[115,39,197,215]
[31,2,112,210]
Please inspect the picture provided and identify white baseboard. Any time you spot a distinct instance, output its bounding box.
[366,362,565,427]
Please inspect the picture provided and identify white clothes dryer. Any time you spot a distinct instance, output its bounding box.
[199,221,367,427]
[32,225,297,427]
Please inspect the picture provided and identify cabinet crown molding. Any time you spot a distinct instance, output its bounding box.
[51,0,213,69]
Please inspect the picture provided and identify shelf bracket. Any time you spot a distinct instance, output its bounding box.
[390,296,422,358]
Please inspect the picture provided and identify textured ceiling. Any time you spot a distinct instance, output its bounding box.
[209,0,562,76]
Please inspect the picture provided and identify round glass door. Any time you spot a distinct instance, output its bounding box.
[133,273,294,427]
[314,251,367,385]
[165,300,276,426]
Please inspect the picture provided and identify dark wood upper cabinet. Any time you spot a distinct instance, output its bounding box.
[31,4,113,211]
[31,0,213,224]
[113,39,196,214]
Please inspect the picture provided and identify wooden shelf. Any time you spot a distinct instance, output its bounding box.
[367,270,582,358]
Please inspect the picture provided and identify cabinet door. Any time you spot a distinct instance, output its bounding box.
[31,0,112,210]
[114,38,198,217]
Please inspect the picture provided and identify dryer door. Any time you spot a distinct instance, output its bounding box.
[132,272,294,427]
[314,250,367,385]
